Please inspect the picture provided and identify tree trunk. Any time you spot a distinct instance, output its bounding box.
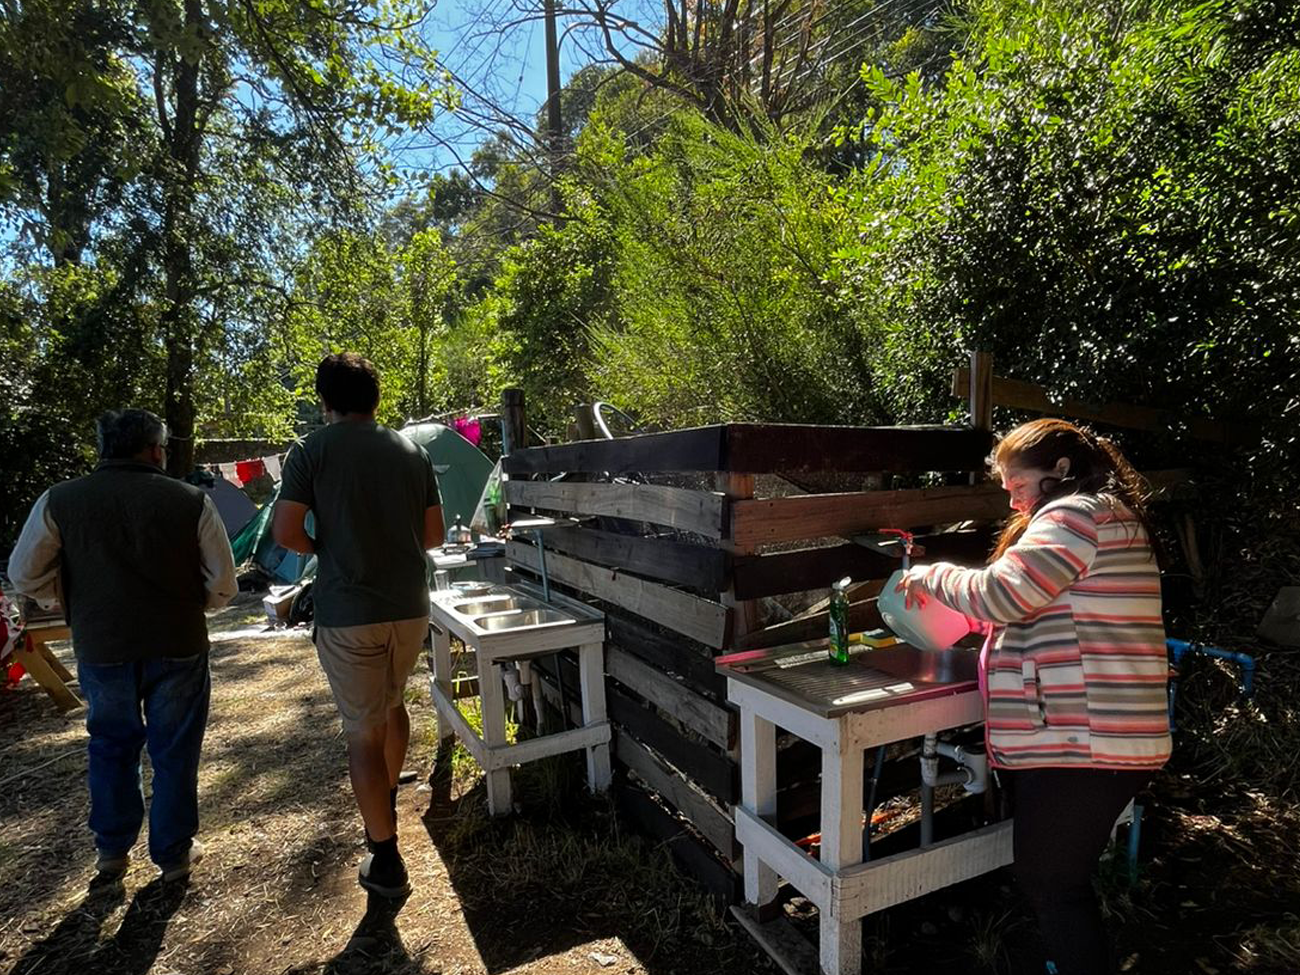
[158,0,205,477]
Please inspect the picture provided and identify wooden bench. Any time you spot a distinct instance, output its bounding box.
[14,620,81,712]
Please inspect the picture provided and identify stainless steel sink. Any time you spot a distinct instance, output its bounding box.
[449,582,496,598]
[473,609,573,631]
[452,596,536,616]
[864,646,978,685]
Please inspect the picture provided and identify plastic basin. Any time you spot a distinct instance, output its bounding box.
[876,568,972,651]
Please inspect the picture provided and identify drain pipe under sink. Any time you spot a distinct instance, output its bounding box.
[920,733,989,846]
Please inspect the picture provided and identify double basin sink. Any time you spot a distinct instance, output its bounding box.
[432,582,577,634]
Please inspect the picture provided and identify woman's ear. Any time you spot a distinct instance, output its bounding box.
[1054,456,1071,478]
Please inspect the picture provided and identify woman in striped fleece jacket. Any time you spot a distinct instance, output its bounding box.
[897,418,1171,975]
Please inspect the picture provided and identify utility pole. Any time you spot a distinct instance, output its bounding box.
[543,0,564,216]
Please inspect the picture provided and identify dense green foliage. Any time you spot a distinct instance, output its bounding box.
[3,0,1297,563]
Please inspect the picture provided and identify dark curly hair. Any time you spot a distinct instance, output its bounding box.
[316,352,380,415]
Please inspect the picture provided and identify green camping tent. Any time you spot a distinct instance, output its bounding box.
[399,422,494,531]
[232,422,494,584]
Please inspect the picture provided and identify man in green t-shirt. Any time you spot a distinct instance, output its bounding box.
[273,353,443,898]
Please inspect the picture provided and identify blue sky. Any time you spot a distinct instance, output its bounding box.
[401,0,656,175]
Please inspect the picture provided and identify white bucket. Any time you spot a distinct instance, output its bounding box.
[876,568,971,651]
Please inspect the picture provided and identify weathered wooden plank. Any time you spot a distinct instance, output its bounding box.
[507,540,730,649]
[731,531,993,600]
[735,599,886,652]
[952,367,1258,446]
[613,731,736,857]
[730,906,820,975]
[615,781,736,911]
[606,644,735,750]
[607,683,738,803]
[503,426,728,475]
[723,424,994,474]
[835,820,1014,920]
[731,483,1009,548]
[538,523,729,592]
[605,612,727,699]
[505,479,727,539]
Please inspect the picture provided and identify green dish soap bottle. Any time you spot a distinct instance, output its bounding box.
[828,576,852,664]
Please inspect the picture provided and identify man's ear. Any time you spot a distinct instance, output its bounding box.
[1054,456,1071,478]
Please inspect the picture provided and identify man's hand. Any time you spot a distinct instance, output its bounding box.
[272,500,315,554]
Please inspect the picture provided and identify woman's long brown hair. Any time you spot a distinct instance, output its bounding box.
[989,418,1157,563]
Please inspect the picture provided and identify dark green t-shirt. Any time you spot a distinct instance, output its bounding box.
[279,420,439,627]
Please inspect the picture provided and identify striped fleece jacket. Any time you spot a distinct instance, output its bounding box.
[917,493,1172,771]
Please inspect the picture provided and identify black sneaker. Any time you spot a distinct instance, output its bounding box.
[358,844,410,898]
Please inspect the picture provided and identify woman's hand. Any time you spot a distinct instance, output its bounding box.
[894,568,929,610]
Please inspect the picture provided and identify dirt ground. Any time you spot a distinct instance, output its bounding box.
[2,596,1298,975]
[0,598,772,975]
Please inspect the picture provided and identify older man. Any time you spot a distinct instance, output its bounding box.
[273,353,442,899]
[8,409,237,881]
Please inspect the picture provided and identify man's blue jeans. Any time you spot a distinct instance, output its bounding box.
[76,653,210,866]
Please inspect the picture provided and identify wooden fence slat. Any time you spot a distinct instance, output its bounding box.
[614,781,736,910]
[503,426,728,475]
[613,731,736,857]
[605,612,728,700]
[506,540,730,649]
[607,683,738,803]
[606,645,735,750]
[731,483,1009,548]
[951,367,1257,446]
[723,424,994,474]
[538,524,729,592]
[505,479,727,539]
[735,599,887,652]
[730,530,993,600]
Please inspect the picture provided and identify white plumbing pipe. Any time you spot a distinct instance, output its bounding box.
[921,733,990,847]
[502,663,525,702]
[935,741,989,795]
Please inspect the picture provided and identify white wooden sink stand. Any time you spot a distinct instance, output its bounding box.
[727,677,1014,975]
[430,587,612,815]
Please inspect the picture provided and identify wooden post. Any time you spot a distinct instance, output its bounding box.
[578,640,612,793]
[480,660,514,815]
[820,736,865,975]
[501,388,526,456]
[719,472,759,644]
[431,621,454,744]
[968,350,994,433]
[968,350,993,486]
[740,707,778,909]
[572,403,597,441]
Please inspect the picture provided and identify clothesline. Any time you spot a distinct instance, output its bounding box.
[207,452,286,488]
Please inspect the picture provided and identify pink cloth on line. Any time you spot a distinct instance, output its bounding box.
[451,416,482,446]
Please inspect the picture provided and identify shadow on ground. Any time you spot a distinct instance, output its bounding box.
[418,737,775,975]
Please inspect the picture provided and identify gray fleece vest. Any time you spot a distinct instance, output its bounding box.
[46,460,210,664]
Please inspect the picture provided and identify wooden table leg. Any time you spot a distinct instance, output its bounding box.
[577,641,611,794]
[16,635,81,712]
[479,660,513,816]
[820,735,865,975]
[431,623,454,744]
[740,706,779,909]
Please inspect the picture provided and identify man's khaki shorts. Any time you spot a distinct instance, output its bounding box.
[315,616,428,734]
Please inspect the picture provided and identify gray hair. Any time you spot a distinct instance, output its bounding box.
[97,409,167,460]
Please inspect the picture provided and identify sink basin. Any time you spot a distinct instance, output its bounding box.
[474,609,573,631]
[863,646,978,685]
[450,581,495,598]
[453,597,536,616]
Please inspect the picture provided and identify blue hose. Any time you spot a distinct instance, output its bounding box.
[1166,638,1256,732]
